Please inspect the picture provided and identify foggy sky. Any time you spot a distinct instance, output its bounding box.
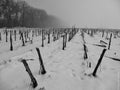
[26,0,120,28]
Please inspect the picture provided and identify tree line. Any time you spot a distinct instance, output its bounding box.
[0,0,65,28]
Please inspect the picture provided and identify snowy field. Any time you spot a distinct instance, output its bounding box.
[0,28,120,90]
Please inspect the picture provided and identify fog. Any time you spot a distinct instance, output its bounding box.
[26,0,120,28]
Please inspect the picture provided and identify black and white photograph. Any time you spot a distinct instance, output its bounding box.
[0,0,120,90]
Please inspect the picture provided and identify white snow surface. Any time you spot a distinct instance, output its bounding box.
[0,31,120,90]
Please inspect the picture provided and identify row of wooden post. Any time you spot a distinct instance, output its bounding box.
[81,30,112,77]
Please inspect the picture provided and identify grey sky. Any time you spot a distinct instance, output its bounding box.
[26,0,120,28]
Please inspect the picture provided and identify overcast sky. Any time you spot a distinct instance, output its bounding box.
[25,0,120,28]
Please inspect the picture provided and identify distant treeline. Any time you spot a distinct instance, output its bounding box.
[0,0,65,28]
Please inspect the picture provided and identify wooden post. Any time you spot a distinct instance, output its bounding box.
[21,32,25,46]
[24,32,28,43]
[64,33,67,48]
[5,29,8,42]
[108,33,112,50]
[53,29,56,41]
[62,33,67,50]
[41,30,44,47]
[62,35,65,50]
[83,44,88,60]
[10,31,13,51]
[92,49,107,77]
[65,33,67,42]
[14,30,16,41]
[21,60,38,88]
[48,32,50,44]
[36,48,46,75]
[68,32,71,41]
[19,31,22,40]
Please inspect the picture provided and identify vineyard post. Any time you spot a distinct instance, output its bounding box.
[14,30,16,41]
[64,33,67,48]
[36,48,46,75]
[83,44,88,60]
[62,35,65,50]
[41,29,44,47]
[21,60,38,88]
[24,32,27,43]
[21,32,25,46]
[48,31,50,44]
[68,31,71,41]
[19,30,22,40]
[108,33,112,50]
[10,31,13,51]
[5,29,8,42]
[92,49,107,77]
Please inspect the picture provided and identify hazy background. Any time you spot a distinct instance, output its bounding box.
[25,0,120,28]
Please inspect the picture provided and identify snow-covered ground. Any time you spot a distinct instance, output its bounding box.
[0,30,120,90]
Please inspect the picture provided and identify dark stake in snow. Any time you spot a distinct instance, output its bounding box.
[68,28,77,42]
[48,32,50,44]
[36,48,46,75]
[41,30,44,47]
[108,33,112,50]
[92,49,107,77]
[21,32,25,46]
[10,31,13,51]
[89,62,91,68]
[5,29,8,42]
[21,59,38,88]
[14,30,16,41]
[83,44,88,60]
[68,31,72,41]
[24,32,27,43]
[19,31,22,40]
[62,34,67,50]
[65,33,67,42]
[53,30,56,41]
[62,35,65,50]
